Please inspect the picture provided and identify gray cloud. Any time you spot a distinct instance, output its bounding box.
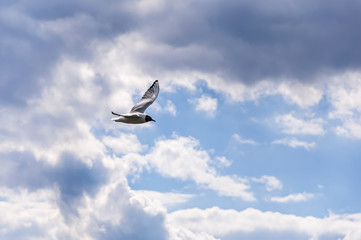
[136,0,361,83]
[2,0,360,106]
[0,225,46,240]
[0,0,136,105]
[0,151,50,189]
[0,151,107,217]
[0,150,169,239]
[49,154,107,217]
[94,207,168,240]
[1,1,361,239]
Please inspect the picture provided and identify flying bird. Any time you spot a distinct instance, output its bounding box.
[111,80,159,124]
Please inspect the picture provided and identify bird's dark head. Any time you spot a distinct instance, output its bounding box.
[145,115,156,122]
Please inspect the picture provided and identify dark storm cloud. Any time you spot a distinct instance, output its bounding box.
[135,0,361,83]
[212,0,361,82]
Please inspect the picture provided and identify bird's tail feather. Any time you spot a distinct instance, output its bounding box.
[111,111,121,116]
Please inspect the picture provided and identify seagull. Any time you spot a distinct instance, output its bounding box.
[111,80,159,124]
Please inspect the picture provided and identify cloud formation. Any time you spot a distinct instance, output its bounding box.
[252,175,283,192]
[146,135,255,201]
[118,0,361,84]
[328,72,361,138]
[169,207,361,240]
[3,0,361,105]
[274,113,325,135]
[232,134,258,145]
[190,95,218,118]
[271,138,316,151]
[1,0,361,239]
[270,192,315,203]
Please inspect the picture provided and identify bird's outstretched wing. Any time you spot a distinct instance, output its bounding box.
[130,80,159,113]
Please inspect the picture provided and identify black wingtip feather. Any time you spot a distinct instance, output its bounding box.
[146,80,159,92]
[151,80,158,87]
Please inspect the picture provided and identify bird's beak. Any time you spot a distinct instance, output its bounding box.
[152,119,156,122]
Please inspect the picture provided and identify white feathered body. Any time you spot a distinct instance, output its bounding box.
[111,113,147,124]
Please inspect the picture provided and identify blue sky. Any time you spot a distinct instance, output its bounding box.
[1,0,361,239]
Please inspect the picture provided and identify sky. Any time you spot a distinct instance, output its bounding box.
[1,0,361,239]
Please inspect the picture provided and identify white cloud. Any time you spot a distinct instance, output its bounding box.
[168,207,361,240]
[168,227,220,240]
[274,113,325,135]
[0,48,172,238]
[334,119,361,139]
[146,135,255,201]
[0,184,356,240]
[270,192,315,203]
[327,72,361,118]
[0,187,69,239]
[277,81,323,108]
[132,190,194,209]
[103,133,147,155]
[152,99,177,117]
[0,59,117,165]
[327,72,361,139]
[190,95,218,118]
[2,2,361,240]
[164,100,177,116]
[252,175,283,192]
[0,117,106,166]
[214,156,232,168]
[76,179,169,240]
[200,77,324,109]
[232,134,258,145]
[271,137,316,151]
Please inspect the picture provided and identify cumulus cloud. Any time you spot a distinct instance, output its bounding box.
[132,190,194,209]
[213,156,232,168]
[189,95,218,118]
[327,72,361,118]
[168,227,220,240]
[0,0,135,105]
[271,138,316,151]
[1,0,361,239]
[0,52,169,239]
[168,207,361,240]
[277,81,323,108]
[328,72,361,139]
[146,135,255,201]
[164,100,177,116]
[81,180,169,240]
[252,175,283,192]
[147,99,176,117]
[0,154,168,240]
[0,50,256,236]
[274,113,326,135]
[2,0,361,106]
[334,120,361,139]
[0,187,63,240]
[103,133,147,155]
